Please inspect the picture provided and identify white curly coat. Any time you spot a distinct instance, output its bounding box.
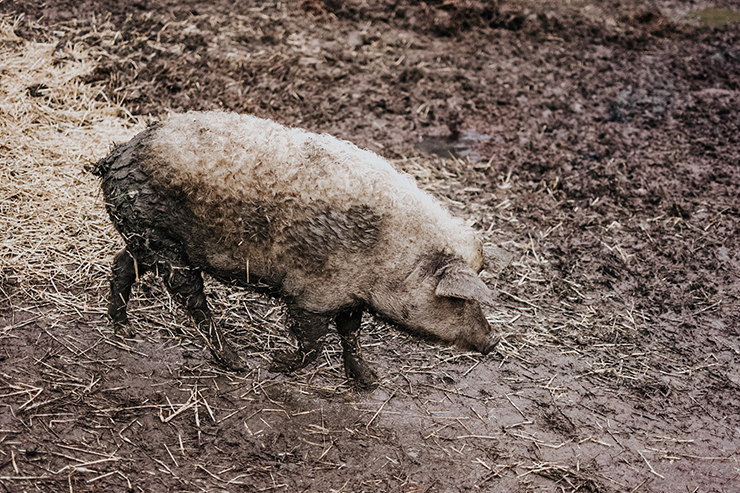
[144,111,484,313]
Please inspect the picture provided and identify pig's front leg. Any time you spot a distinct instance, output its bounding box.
[271,303,330,373]
[336,307,378,389]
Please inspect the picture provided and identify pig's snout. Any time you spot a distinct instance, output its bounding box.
[479,336,500,355]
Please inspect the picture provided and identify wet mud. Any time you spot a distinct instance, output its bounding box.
[1,1,739,491]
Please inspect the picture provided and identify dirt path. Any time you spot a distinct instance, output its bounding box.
[1,1,738,491]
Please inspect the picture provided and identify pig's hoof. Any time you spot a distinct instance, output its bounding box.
[270,350,308,373]
[345,359,378,390]
[113,321,136,338]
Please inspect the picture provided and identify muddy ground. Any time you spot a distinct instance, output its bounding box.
[1,0,739,491]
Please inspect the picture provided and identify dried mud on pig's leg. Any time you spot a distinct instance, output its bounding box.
[271,301,331,374]
[154,257,244,371]
[108,248,145,336]
[337,307,378,389]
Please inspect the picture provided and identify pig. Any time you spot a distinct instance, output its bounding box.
[94,111,499,388]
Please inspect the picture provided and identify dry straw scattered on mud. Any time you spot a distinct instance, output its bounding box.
[0,14,141,312]
[1,5,738,491]
[0,16,519,491]
[0,13,577,491]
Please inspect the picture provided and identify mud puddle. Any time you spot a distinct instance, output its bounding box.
[416,130,493,162]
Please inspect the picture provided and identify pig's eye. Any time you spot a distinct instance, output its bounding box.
[444,297,466,308]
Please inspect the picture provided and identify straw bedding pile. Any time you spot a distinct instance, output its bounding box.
[0,15,141,317]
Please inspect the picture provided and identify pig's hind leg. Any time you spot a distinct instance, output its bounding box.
[108,248,147,337]
[271,303,330,374]
[157,257,244,371]
[336,308,378,389]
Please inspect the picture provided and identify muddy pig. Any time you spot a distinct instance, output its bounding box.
[94,111,499,387]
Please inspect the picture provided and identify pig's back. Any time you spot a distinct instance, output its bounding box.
[96,111,482,288]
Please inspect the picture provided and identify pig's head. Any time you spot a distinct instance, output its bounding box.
[371,253,500,355]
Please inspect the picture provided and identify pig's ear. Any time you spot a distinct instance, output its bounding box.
[435,262,492,305]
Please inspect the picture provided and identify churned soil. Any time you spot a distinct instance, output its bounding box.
[1,1,738,492]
